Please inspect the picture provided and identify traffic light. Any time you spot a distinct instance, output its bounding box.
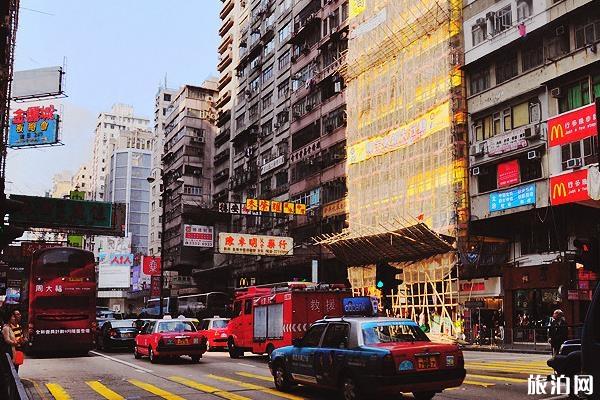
[573,237,599,273]
[375,262,403,293]
[0,196,25,250]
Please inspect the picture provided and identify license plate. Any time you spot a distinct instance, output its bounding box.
[176,338,188,345]
[416,356,437,370]
[122,333,131,338]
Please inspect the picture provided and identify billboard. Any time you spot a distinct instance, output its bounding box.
[550,169,590,205]
[218,233,293,256]
[94,235,131,254]
[142,256,161,276]
[11,66,64,100]
[183,225,214,247]
[98,253,133,289]
[8,105,59,148]
[497,160,520,188]
[548,103,597,147]
[489,183,536,212]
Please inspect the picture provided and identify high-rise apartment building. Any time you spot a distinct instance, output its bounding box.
[149,87,177,257]
[50,171,73,198]
[104,128,154,254]
[162,82,218,276]
[462,0,600,341]
[90,104,150,201]
[71,163,92,199]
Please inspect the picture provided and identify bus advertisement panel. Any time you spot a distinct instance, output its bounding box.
[27,247,96,354]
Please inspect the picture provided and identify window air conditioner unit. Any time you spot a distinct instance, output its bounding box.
[470,142,485,157]
[527,150,541,160]
[555,25,565,36]
[551,87,563,98]
[566,158,582,169]
[334,81,342,93]
[523,125,540,139]
[476,17,486,25]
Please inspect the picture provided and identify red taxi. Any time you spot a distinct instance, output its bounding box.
[134,318,207,363]
[198,317,230,351]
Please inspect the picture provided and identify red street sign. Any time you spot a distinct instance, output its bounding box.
[548,103,597,147]
[150,276,161,297]
[497,160,520,188]
[550,169,590,205]
[142,256,161,276]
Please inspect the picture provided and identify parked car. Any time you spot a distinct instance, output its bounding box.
[269,316,466,400]
[198,317,230,351]
[96,319,139,351]
[134,318,207,363]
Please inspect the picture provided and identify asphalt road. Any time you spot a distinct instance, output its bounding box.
[18,349,567,400]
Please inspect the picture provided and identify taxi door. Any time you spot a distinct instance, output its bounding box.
[314,322,351,388]
[288,323,327,385]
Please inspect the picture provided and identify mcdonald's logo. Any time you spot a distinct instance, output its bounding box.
[552,182,567,199]
[550,124,564,141]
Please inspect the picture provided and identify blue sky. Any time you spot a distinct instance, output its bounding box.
[7,0,220,195]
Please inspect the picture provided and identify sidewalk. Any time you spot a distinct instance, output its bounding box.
[463,342,552,355]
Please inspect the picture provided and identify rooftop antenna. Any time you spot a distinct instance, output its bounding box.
[164,73,168,89]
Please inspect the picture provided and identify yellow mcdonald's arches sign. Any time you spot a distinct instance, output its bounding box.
[349,0,367,18]
[552,182,567,200]
[550,124,564,142]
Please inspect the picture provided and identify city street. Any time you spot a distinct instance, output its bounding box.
[20,350,560,400]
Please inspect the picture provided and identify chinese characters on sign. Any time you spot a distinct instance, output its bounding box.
[97,253,133,289]
[218,233,294,256]
[217,200,306,216]
[8,105,60,148]
[322,198,348,218]
[183,225,214,248]
[550,169,590,206]
[497,160,520,188]
[142,256,161,276]
[489,183,536,212]
[548,103,597,147]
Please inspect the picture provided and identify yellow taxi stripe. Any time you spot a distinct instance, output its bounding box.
[467,374,526,383]
[86,381,125,400]
[169,376,250,400]
[128,379,186,400]
[235,371,273,382]
[45,383,72,400]
[207,374,304,400]
[462,380,496,388]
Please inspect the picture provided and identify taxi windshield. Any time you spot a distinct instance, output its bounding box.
[362,321,430,345]
[157,321,196,333]
[212,320,228,329]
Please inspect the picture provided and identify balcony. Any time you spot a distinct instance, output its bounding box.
[213,168,230,184]
[228,166,259,190]
[220,0,234,20]
[217,51,233,73]
[219,17,234,37]
[215,127,230,146]
[314,53,346,85]
[290,11,321,44]
[214,148,230,165]
[469,123,544,166]
[213,188,228,202]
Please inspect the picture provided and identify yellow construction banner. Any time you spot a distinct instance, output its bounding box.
[349,0,367,19]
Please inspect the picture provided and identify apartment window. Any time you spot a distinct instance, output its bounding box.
[522,41,543,71]
[342,2,349,21]
[262,92,273,109]
[262,65,274,83]
[472,24,487,46]
[512,101,530,128]
[279,22,291,43]
[250,56,261,70]
[520,157,542,182]
[575,17,600,49]
[163,93,171,101]
[236,113,245,129]
[516,0,532,21]
[494,6,512,34]
[470,69,490,95]
[264,38,275,56]
[277,109,289,125]
[478,166,498,193]
[559,77,591,113]
[495,53,518,84]
[278,80,290,98]
[278,50,291,69]
[261,120,272,137]
[184,185,203,196]
[561,137,598,170]
[561,142,582,170]
[249,103,259,120]
[250,76,260,92]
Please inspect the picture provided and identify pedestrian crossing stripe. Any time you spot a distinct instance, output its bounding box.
[235,371,274,382]
[467,374,527,383]
[128,379,186,400]
[462,380,496,388]
[86,381,125,400]
[169,376,251,400]
[206,374,304,400]
[46,383,72,400]
[466,363,553,374]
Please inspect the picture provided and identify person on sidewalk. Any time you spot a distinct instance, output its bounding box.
[548,309,568,356]
[1,311,19,370]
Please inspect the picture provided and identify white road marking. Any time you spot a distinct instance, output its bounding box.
[236,362,257,368]
[90,351,153,373]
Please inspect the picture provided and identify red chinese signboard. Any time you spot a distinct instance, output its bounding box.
[218,233,294,256]
[548,103,597,148]
[142,256,161,276]
[550,169,590,205]
[150,276,161,297]
[497,160,520,188]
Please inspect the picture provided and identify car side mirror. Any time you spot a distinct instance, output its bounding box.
[292,338,302,347]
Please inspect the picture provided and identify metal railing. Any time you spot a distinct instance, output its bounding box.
[464,324,583,351]
[1,353,28,400]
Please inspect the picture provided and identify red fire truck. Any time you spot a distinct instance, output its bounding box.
[226,282,349,358]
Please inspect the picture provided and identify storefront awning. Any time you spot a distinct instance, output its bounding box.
[315,222,454,266]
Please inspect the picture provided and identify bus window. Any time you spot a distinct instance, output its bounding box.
[244,300,252,315]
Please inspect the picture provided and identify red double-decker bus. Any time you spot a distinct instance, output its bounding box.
[27,247,96,354]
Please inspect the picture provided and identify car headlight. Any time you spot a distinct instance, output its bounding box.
[446,355,455,367]
[399,360,414,371]
[193,337,199,344]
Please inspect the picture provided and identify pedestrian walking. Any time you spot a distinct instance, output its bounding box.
[548,309,568,356]
[1,311,19,370]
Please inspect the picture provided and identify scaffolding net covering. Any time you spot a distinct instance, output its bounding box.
[330,0,467,338]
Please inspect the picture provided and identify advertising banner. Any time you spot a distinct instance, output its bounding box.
[8,105,59,148]
[459,277,502,298]
[489,183,536,212]
[550,169,590,205]
[183,225,214,248]
[150,276,161,298]
[94,235,131,255]
[496,160,520,188]
[548,103,597,147]
[132,265,141,291]
[218,233,293,256]
[142,256,161,276]
[20,241,63,257]
[98,253,133,289]
[322,198,348,218]
[5,287,21,304]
